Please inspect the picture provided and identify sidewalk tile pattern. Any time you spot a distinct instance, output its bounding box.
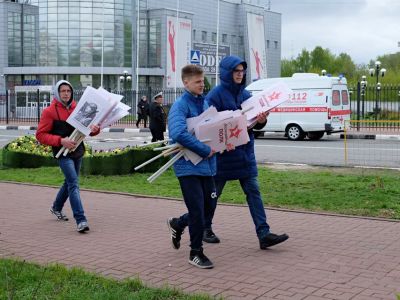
[1,182,399,299]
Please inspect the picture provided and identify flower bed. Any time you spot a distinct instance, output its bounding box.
[2,135,169,175]
[2,135,57,168]
[81,146,169,175]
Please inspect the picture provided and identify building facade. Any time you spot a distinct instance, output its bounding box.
[0,0,281,93]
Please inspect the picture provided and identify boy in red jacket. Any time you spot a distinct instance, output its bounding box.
[36,80,100,233]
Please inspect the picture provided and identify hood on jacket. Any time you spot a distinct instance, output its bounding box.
[53,80,74,107]
[219,55,247,94]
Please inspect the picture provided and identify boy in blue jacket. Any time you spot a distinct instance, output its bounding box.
[167,64,217,269]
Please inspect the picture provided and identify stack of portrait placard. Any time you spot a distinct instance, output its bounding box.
[137,81,292,182]
[55,86,131,158]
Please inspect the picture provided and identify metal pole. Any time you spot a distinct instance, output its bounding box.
[100,0,104,87]
[375,70,378,121]
[5,89,9,124]
[135,0,140,117]
[361,86,365,119]
[37,89,40,122]
[356,81,360,131]
[215,0,220,86]
[174,0,179,99]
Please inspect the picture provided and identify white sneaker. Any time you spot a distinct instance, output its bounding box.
[77,221,90,233]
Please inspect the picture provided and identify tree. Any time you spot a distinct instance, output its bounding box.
[310,46,335,72]
[295,49,311,73]
[334,53,356,78]
[281,59,297,77]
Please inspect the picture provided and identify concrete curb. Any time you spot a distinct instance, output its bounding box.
[2,125,399,140]
[0,125,151,133]
[255,131,400,141]
[340,133,400,140]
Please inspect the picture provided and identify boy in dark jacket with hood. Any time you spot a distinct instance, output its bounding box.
[36,80,100,233]
[204,55,289,249]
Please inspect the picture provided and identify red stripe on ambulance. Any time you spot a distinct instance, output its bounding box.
[271,107,328,113]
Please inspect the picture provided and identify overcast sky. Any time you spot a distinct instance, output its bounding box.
[269,0,400,65]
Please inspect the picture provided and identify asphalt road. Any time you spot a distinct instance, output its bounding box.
[1,130,399,169]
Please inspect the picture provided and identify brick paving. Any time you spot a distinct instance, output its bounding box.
[1,182,400,300]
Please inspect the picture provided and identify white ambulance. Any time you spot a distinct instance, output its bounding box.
[246,73,351,140]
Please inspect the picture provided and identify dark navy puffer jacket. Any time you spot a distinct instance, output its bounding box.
[206,55,262,180]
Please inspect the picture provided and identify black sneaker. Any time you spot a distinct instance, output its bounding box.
[203,229,220,243]
[50,207,69,221]
[259,232,289,249]
[167,218,184,250]
[189,248,214,269]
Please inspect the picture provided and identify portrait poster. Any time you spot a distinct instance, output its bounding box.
[67,86,118,136]
[196,114,249,152]
[100,102,131,129]
[241,82,292,126]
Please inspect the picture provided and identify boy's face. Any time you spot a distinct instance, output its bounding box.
[232,64,245,84]
[59,84,72,104]
[183,74,205,96]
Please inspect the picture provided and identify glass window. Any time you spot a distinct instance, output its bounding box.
[341,90,349,105]
[201,31,207,42]
[332,90,340,106]
[222,34,227,43]
[211,32,216,43]
[274,41,278,49]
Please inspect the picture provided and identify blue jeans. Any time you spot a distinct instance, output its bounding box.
[176,176,216,250]
[206,177,270,239]
[53,157,86,224]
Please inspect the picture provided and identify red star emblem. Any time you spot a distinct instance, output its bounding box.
[229,125,242,138]
[268,91,281,101]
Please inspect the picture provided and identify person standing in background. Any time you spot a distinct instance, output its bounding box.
[136,95,149,128]
[149,92,166,142]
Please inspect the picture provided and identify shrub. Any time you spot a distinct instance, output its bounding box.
[2,135,168,175]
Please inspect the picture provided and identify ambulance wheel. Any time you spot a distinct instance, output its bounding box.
[286,125,305,141]
[307,131,325,140]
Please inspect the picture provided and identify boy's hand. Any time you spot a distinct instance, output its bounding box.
[226,143,235,152]
[208,148,216,158]
[90,124,100,133]
[61,137,76,150]
[256,111,269,124]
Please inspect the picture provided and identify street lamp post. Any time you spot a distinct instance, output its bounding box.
[369,61,386,120]
[120,70,132,92]
[321,69,327,76]
[119,70,132,103]
[360,75,367,119]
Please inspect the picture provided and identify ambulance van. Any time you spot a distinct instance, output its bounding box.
[246,73,351,140]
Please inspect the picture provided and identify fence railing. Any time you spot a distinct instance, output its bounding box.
[349,84,400,122]
[0,87,188,126]
[1,84,399,128]
[343,120,400,168]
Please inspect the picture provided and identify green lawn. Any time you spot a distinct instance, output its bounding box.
[1,149,399,219]
[1,149,400,299]
[0,258,213,300]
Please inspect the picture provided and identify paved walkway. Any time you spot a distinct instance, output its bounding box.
[1,182,400,300]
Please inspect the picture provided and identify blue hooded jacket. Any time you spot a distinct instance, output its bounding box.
[206,55,263,180]
[168,90,217,177]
